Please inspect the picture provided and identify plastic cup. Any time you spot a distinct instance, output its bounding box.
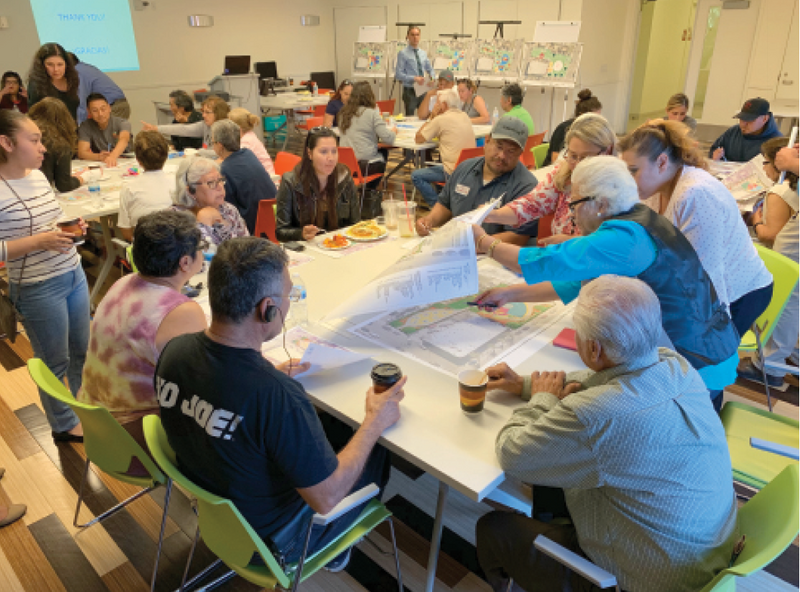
[381,201,398,231]
[57,217,84,245]
[458,369,488,414]
[397,202,416,238]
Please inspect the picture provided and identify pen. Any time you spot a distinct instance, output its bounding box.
[467,301,497,309]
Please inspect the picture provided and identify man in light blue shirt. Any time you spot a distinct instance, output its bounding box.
[394,26,434,115]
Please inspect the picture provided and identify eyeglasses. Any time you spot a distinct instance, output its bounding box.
[564,150,601,165]
[190,177,226,190]
[266,286,303,303]
[340,80,352,87]
[202,109,214,115]
[568,196,595,212]
[309,126,334,135]
[197,239,210,252]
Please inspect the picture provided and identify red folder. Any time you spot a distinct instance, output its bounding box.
[553,328,577,351]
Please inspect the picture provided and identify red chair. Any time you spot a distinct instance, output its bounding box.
[297,105,327,131]
[521,132,547,169]
[537,213,554,244]
[376,99,396,116]
[254,199,278,244]
[274,152,301,176]
[433,146,486,188]
[337,146,384,188]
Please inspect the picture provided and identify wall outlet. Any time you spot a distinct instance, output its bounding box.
[0,16,9,29]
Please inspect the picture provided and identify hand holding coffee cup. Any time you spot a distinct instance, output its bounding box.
[458,369,489,414]
[56,217,85,245]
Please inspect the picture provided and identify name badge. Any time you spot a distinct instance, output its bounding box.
[455,184,470,196]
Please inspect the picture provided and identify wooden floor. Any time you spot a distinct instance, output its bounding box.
[0,130,797,592]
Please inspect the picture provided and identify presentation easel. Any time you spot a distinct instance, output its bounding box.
[472,38,522,87]
[521,21,582,138]
[429,38,473,79]
[352,40,390,100]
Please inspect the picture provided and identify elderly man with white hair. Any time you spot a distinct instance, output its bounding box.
[211,119,277,235]
[473,155,740,404]
[411,86,477,206]
[476,275,738,592]
[173,156,248,245]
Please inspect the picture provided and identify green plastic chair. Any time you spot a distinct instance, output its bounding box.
[721,401,798,490]
[738,245,799,410]
[532,464,799,591]
[533,143,550,169]
[143,415,403,592]
[27,359,170,592]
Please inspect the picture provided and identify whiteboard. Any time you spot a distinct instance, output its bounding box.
[533,21,581,43]
[359,25,387,42]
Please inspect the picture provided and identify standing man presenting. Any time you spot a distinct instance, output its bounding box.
[395,26,434,116]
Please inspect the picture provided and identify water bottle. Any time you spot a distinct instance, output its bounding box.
[491,107,500,126]
[313,82,318,96]
[202,242,217,272]
[290,272,308,327]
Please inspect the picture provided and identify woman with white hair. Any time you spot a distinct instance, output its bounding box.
[173,156,248,245]
[485,113,616,244]
[473,155,740,407]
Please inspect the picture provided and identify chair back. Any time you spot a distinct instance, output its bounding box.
[740,245,800,350]
[537,214,555,243]
[125,244,139,273]
[143,415,289,589]
[304,116,324,130]
[376,99,396,116]
[533,143,550,169]
[274,152,301,177]
[455,147,486,170]
[337,146,365,184]
[254,199,278,244]
[699,464,800,591]
[312,104,327,117]
[27,359,164,485]
[521,132,547,168]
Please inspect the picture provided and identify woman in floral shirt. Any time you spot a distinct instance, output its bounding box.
[173,156,249,245]
[485,113,616,244]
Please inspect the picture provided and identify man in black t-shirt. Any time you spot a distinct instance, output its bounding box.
[156,237,406,569]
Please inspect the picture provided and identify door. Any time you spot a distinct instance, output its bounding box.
[775,2,799,104]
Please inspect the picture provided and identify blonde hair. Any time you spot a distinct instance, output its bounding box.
[666,93,689,111]
[618,119,706,170]
[228,108,259,133]
[554,112,617,192]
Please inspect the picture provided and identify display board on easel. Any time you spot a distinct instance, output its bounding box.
[520,42,583,88]
[352,42,391,79]
[429,39,473,77]
[472,38,522,82]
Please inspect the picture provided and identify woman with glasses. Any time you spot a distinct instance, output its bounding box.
[457,79,489,124]
[619,120,772,345]
[324,80,353,128]
[141,95,230,158]
[79,210,207,467]
[173,156,248,245]
[338,81,397,189]
[276,127,360,242]
[473,156,740,410]
[484,113,616,245]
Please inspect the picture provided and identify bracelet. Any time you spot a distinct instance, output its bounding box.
[477,234,490,251]
[487,239,502,259]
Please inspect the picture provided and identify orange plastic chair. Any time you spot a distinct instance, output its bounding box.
[337,147,384,188]
[433,146,486,188]
[376,99,396,116]
[274,152,301,177]
[521,132,547,169]
[537,213,555,244]
[297,106,328,131]
[254,199,278,244]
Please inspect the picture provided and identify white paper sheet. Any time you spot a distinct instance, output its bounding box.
[324,218,479,320]
[454,198,501,226]
[476,57,494,72]
[299,342,370,375]
[433,57,451,70]
[356,57,369,69]
[414,79,431,98]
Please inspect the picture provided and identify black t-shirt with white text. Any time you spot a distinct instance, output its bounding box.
[155,332,339,539]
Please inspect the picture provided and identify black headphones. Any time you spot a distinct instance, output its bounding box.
[260,299,278,323]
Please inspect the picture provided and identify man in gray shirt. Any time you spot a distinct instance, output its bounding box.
[415,118,537,243]
[477,276,738,592]
[77,93,132,167]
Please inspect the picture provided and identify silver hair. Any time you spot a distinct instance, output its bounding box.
[211,119,241,153]
[573,275,662,364]
[571,155,639,216]
[174,156,220,207]
[437,88,460,111]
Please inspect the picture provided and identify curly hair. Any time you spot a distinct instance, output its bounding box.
[618,119,706,170]
[27,97,77,157]
[338,81,375,134]
[27,43,79,101]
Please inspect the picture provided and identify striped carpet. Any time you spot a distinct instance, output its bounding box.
[0,131,796,592]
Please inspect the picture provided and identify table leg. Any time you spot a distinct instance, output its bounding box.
[424,480,449,592]
[88,215,123,309]
[282,108,294,151]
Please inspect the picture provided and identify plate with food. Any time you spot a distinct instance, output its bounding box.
[344,221,388,242]
[318,234,352,250]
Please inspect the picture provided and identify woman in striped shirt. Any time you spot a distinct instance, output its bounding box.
[0,110,89,442]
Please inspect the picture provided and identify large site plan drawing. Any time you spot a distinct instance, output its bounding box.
[350,260,569,376]
[521,41,582,86]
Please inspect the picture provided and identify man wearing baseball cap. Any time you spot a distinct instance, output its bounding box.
[415,117,538,245]
[709,97,783,162]
[417,69,456,120]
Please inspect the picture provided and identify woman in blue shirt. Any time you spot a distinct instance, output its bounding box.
[473,155,740,410]
[323,80,353,128]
